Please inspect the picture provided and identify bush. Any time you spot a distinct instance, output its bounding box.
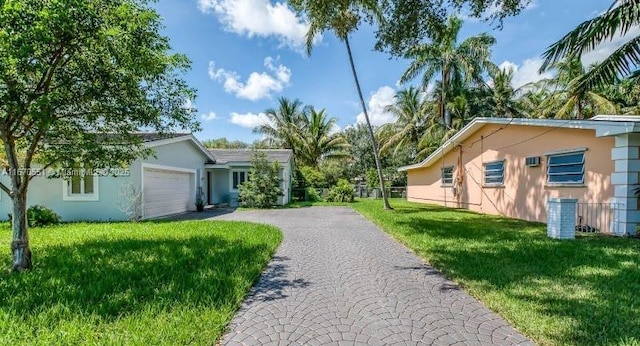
[326,179,355,203]
[23,205,61,227]
[238,151,282,208]
[299,166,326,188]
[306,187,322,202]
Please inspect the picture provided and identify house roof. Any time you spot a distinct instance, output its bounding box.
[208,149,293,165]
[137,132,192,142]
[398,116,640,172]
[143,133,216,162]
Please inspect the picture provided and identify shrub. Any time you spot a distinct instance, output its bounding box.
[326,179,355,203]
[27,205,61,227]
[306,187,322,202]
[299,166,326,188]
[238,151,282,208]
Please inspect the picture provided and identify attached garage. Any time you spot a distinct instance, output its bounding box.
[142,165,195,219]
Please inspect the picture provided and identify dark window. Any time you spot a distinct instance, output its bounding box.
[484,160,505,185]
[441,166,454,185]
[547,151,585,184]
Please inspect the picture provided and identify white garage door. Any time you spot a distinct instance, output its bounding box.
[143,167,194,219]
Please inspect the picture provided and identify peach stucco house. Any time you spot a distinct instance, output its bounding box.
[399,116,640,236]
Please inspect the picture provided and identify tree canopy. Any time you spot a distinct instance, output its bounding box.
[0,0,197,271]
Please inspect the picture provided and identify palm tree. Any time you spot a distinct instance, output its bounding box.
[254,97,306,155]
[486,67,522,117]
[541,0,640,91]
[378,87,427,161]
[400,15,496,128]
[298,108,349,167]
[289,0,393,209]
[540,58,617,119]
[518,82,552,118]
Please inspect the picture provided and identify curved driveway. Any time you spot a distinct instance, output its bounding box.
[210,207,532,346]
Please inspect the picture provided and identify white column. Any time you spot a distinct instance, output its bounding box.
[611,133,640,236]
[547,198,577,239]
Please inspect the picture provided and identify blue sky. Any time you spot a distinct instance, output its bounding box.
[153,0,621,142]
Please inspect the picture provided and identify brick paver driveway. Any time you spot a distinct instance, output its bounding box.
[209,207,532,346]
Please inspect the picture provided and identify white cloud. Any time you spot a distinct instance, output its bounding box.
[197,0,315,50]
[356,86,397,127]
[208,57,292,101]
[329,123,341,135]
[582,26,640,66]
[201,112,218,122]
[499,58,553,89]
[229,112,272,128]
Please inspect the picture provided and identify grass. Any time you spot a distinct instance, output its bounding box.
[0,220,282,345]
[350,198,640,346]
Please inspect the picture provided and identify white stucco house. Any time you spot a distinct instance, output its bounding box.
[0,134,294,221]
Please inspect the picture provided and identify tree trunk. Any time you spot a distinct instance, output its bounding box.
[441,68,451,128]
[576,98,584,120]
[345,36,392,210]
[11,190,32,271]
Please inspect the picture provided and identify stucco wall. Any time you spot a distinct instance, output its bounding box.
[406,124,615,223]
[0,138,209,222]
[209,169,229,204]
[0,172,131,221]
[129,139,208,213]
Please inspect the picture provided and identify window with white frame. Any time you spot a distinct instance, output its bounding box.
[484,160,505,185]
[547,151,585,184]
[63,165,99,201]
[441,166,454,185]
[231,170,249,190]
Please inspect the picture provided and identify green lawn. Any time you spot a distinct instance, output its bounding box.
[0,221,282,345]
[351,199,640,346]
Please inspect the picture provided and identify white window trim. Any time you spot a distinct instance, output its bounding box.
[546,150,586,186]
[62,173,99,202]
[229,169,249,192]
[441,165,455,186]
[484,160,505,186]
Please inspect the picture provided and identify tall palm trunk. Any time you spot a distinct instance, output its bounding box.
[345,36,392,210]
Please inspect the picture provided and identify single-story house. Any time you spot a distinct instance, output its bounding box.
[206,148,294,207]
[399,115,640,236]
[0,134,294,221]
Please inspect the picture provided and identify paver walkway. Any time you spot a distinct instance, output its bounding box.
[208,207,532,346]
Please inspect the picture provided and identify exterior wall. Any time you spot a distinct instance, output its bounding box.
[279,159,293,205]
[0,138,209,222]
[406,124,615,223]
[129,139,208,214]
[207,158,294,206]
[0,173,131,222]
[209,169,230,204]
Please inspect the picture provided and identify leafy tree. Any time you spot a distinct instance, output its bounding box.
[343,123,377,182]
[202,138,250,149]
[399,15,496,128]
[298,108,349,167]
[376,0,532,56]
[238,152,282,208]
[299,166,327,188]
[255,97,306,155]
[0,0,197,271]
[289,0,393,210]
[541,0,640,91]
[600,78,640,114]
